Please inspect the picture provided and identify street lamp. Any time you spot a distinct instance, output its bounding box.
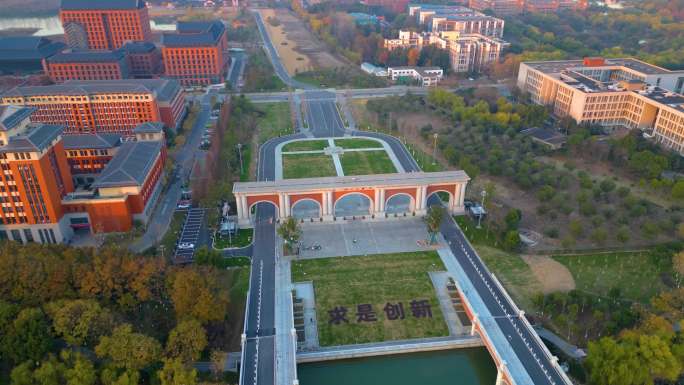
[432,133,438,166]
[236,143,244,176]
[477,189,487,229]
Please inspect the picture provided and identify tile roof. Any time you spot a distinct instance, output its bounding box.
[161,20,225,47]
[60,0,145,10]
[62,133,122,150]
[0,124,63,153]
[0,106,35,131]
[123,41,157,54]
[3,79,182,103]
[133,121,164,134]
[0,37,66,61]
[93,140,162,188]
[47,49,126,64]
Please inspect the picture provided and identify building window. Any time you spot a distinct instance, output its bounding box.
[49,229,57,244]
[10,229,22,244]
[23,229,33,242]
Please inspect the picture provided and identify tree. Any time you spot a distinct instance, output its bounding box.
[95,324,162,370]
[673,251,684,288]
[166,319,207,364]
[33,356,65,385]
[407,48,420,66]
[62,351,97,385]
[158,359,197,385]
[671,180,684,200]
[2,307,53,364]
[278,217,302,255]
[10,361,36,385]
[502,230,521,252]
[45,299,114,347]
[423,206,444,245]
[100,367,139,385]
[168,268,228,324]
[504,209,522,230]
[209,350,227,380]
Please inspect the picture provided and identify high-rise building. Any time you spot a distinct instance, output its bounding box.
[0,107,167,243]
[1,79,186,136]
[468,0,587,15]
[59,0,153,50]
[517,58,684,154]
[384,30,508,73]
[161,20,229,87]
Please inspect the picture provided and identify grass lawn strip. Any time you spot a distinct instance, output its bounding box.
[283,153,337,179]
[257,103,292,143]
[553,251,670,302]
[334,138,383,149]
[282,140,329,152]
[214,228,253,249]
[340,150,396,176]
[292,251,449,346]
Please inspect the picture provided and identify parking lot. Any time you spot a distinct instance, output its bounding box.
[173,208,208,264]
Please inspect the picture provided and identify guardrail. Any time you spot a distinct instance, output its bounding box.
[238,258,255,385]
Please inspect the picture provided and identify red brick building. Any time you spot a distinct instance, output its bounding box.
[60,0,152,50]
[0,106,167,242]
[1,79,186,136]
[42,49,130,83]
[361,0,411,13]
[161,20,229,87]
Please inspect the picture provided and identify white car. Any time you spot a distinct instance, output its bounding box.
[178,242,195,250]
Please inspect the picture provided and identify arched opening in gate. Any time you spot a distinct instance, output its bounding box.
[249,201,279,223]
[385,193,413,214]
[291,199,321,219]
[426,190,452,208]
[334,193,372,218]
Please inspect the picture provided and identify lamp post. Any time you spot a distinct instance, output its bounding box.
[236,143,244,176]
[432,133,438,166]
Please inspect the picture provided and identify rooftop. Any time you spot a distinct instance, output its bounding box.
[61,0,145,10]
[133,121,164,134]
[93,140,163,188]
[3,79,181,102]
[524,58,684,76]
[233,171,469,195]
[0,36,66,62]
[47,49,126,64]
[0,123,63,153]
[0,106,35,131]
[636,87,684,113]
[62,133,122,150]
[123,41,157,54]
[161,20,225,48]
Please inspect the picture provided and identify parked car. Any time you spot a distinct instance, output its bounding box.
[177,200,191,209]
[178,242,194,250]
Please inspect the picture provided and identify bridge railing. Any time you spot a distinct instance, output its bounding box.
[238,259,255,385]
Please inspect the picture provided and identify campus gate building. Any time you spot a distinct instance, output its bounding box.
[232,171,469,227]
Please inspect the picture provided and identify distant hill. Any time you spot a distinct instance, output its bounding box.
[2,0,60,18]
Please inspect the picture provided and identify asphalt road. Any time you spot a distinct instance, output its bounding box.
[228,51,246,91]
[429,194,566,385]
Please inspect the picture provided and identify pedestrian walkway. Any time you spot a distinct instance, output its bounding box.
[293,281,320,350]
[274,240,297,385]
[429,271,469,336]
[327,138,344,177]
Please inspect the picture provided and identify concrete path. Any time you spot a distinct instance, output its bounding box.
[429,271,468,336]
[297,219,433,259]
[296,335,483,363]
[274,238,297,385]
[293,282,320,350]
[328,138,344,177]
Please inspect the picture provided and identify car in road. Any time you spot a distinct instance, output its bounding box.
[177,242,194,250]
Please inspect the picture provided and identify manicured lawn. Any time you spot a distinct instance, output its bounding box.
[257,102,292,143]
[291,251,449,346]
[282,140,329,152]
[340,150,396,176]
[553,251,671,302]
[334,138,383,149]
[214,229,253,249]
[283,153,337,179]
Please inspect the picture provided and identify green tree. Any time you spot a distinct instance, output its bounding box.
[158,359,198,385]
[95,324,162,370]
[671,180,684,200]
[10,361,36,385]
[502,230,521,252]
[62,351,97,385]
[166,319,207,364]
[277,217,302,255]
[423,206,444,245]
[45,299,114,347]
[504,209,522,230]
[33,356,65,385]
[2,307,53,364]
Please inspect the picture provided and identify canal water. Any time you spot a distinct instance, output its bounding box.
[297,348,497,385]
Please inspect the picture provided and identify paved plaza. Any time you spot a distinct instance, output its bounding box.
[296,217,436,259]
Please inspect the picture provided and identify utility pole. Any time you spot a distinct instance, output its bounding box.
[432,133,438,166]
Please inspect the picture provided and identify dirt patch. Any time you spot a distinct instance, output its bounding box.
[258,9,346,75]
[521,255,575,293]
